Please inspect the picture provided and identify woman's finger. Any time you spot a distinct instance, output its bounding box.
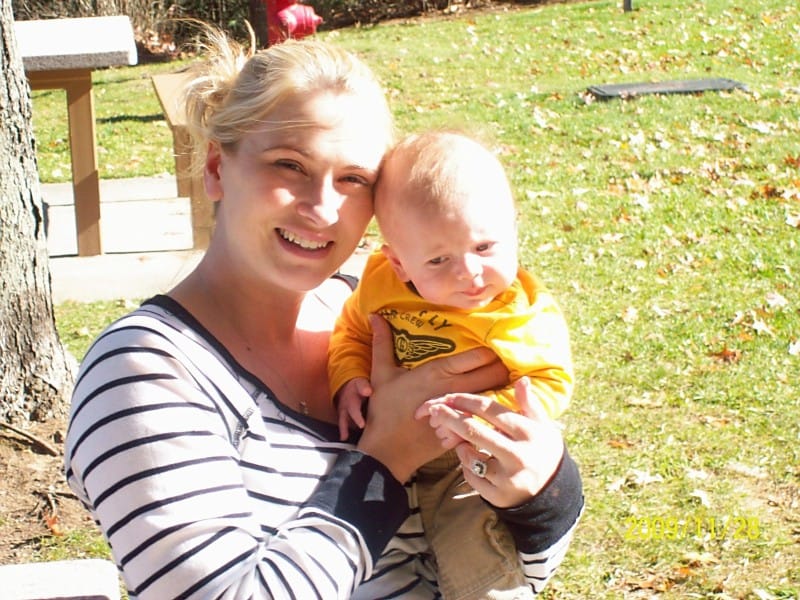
[426,398,510,457]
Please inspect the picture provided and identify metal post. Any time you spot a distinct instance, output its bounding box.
[623,0,632,11]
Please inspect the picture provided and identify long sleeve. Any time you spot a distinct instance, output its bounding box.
[328,278,375,398]
[497,446,584,594]
[65,304,410,599]
[486,270,574,418]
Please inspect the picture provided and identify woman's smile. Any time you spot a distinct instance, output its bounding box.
[278,227,332,251]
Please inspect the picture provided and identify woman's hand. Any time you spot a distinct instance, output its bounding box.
[357,314,508,483]
[418,377,565,508]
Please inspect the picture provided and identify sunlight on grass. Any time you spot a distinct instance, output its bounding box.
[34,528,111,562]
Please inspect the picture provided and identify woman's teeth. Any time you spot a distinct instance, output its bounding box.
[279,229,329,250]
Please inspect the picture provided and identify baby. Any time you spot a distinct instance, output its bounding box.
[329,130,573,599]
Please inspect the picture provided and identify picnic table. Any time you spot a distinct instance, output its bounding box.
[15,16,138,256]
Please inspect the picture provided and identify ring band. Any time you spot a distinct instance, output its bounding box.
[471,458,488,478]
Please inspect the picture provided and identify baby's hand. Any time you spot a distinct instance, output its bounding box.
[336,377,373,441]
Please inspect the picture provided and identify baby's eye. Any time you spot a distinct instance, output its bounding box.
[428,256,447,266]
[476,242,495,253]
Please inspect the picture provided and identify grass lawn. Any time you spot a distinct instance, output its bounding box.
[46,0,798,597]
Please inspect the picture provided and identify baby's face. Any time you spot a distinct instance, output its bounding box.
[383,186,519,311]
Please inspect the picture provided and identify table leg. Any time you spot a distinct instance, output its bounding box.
[28,69,102,256]
[64,72,102,256]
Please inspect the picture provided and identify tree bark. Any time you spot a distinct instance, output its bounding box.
[0,0,76,424]
[248,0,268,49]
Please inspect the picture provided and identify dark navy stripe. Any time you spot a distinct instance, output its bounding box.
[261,557,297,600]
[69,400,212,466]
[521,554,549,566]
[118,510,252,568]
[369,551,415,580]
[239,460,324,479]
[272,548,324,600]
[306,525,357,574]
[134,526,240,595]
[94,455,232,509]
[176,546,256,599]
[75,345,175,392]
[379,574,425,599]
[106,483,241,537]
[306,546,341,596]
[246,489,303,508]
[71,372,178,425]
[82,430,214,481]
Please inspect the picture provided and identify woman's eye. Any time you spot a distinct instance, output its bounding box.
[341,174,369,186]
[275,160,304,174]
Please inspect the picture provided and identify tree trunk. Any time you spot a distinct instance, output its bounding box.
[248,0,268,49]
[0,0,76,425]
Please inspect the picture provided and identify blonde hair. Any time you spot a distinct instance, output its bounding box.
[181,25,393,170]
[375,130,513,230]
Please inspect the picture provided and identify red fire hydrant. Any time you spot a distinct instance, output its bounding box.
[265,0,323,46]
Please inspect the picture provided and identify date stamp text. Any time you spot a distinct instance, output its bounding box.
[624,515,761,541]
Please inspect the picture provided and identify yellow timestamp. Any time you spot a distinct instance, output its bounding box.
[623,515,761,541]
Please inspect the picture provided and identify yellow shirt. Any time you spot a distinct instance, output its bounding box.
[329,252,573,418]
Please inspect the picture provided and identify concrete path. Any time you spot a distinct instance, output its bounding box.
[44,176,367,303]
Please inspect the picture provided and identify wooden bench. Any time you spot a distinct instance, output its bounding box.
[151,72,214,249]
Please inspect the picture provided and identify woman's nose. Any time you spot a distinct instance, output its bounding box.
[299,178,342,226]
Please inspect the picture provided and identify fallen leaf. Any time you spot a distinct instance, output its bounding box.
[709,347,742,363]
[751,318,774,337]
[699,415,731,427]
[621,306,639,323]
[44,514,63,536]
[784,154,800,168]
[686,468,710,480]
[765,291,788,309]
[726,461,767,479]
[601,232,624,243]
[627,394,663,408]
[608,439,634,449]
[682,551,720,566]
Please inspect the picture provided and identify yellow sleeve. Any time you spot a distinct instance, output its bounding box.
[488,275,574,419]
[327,285,373,400]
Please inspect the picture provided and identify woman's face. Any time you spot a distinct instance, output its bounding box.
[206,90,389,292]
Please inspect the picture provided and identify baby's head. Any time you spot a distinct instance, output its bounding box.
[374,131,519,310]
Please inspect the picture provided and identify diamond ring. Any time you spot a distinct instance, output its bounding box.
[471,458,488,478]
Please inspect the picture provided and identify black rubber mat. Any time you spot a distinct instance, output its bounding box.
[587,78,747,100]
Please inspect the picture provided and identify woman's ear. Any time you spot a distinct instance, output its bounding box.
[381,244,411,282]
[204,142,224,202]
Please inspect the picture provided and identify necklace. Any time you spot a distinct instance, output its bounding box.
[209,286,334,419]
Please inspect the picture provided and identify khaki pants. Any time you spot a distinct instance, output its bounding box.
[415,450,535,600]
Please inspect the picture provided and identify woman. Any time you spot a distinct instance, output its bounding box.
[64,28,583,599]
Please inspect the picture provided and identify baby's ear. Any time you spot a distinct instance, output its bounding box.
[381,244,411,282]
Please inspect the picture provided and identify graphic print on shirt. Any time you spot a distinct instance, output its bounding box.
[385,319,456,364]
